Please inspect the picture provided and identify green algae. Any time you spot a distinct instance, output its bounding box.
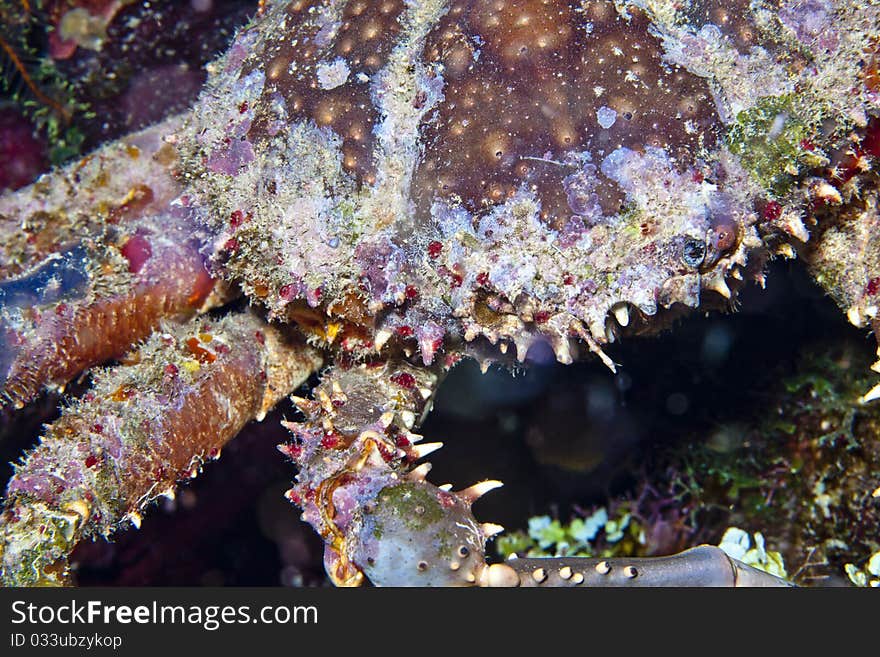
[725,95,816,197]
[375,483,445,533]
[496,506,643,560]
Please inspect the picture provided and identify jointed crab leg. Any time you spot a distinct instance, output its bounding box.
[280,356,488,586]
[0,312,322,586]
[803,185,880,402]
[0,116,229,409]
[0,212,220,409]
[282,356,793,587]
[0,115,188,279]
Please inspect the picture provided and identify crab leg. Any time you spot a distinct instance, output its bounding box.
[0,116,230,409]
[0,213,220,409]
[482,548,792,587]
[0,115,187,279]
[803,186,880,402]
[280,357,476,586]
[0,312,322,586]
[282,356,792,587]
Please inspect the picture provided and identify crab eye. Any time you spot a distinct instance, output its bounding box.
[712,224,737,254]
[707,211,739,260]
[682,238,706,268]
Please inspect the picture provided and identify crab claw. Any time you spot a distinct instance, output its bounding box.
[349,480,489,586]
[281,356,796,588]
[335,477,793,587]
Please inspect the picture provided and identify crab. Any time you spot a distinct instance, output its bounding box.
[1,0,879,587]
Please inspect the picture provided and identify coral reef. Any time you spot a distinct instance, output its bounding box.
[0,0,256,174]
[496,334,880,586]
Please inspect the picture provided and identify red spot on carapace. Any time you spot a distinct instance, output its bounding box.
[396,325,414,338]
[286,488,302,505]
[164,363,179,378]
[230,209,246,229]
[279,284,296,301]
[534,310,550,324]
[279,443,303,460]
[84,455,98,469]
[254,330,265,345]
[395,434,411,448]
[120,235,152,274]
[238,101,249,114]
[390,372,416,389]
[427,241,443,259]
[762,200,782,222]
[376,441,395,462]
[866,277,880,296]
[320,432,340,449]
[428,336,444,355]
[476,272,490,287]
[405,285,419,300]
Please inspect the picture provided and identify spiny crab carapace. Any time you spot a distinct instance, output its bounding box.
[1,0,879,587]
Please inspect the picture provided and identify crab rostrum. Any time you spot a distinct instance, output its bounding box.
[1,0,879,586]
